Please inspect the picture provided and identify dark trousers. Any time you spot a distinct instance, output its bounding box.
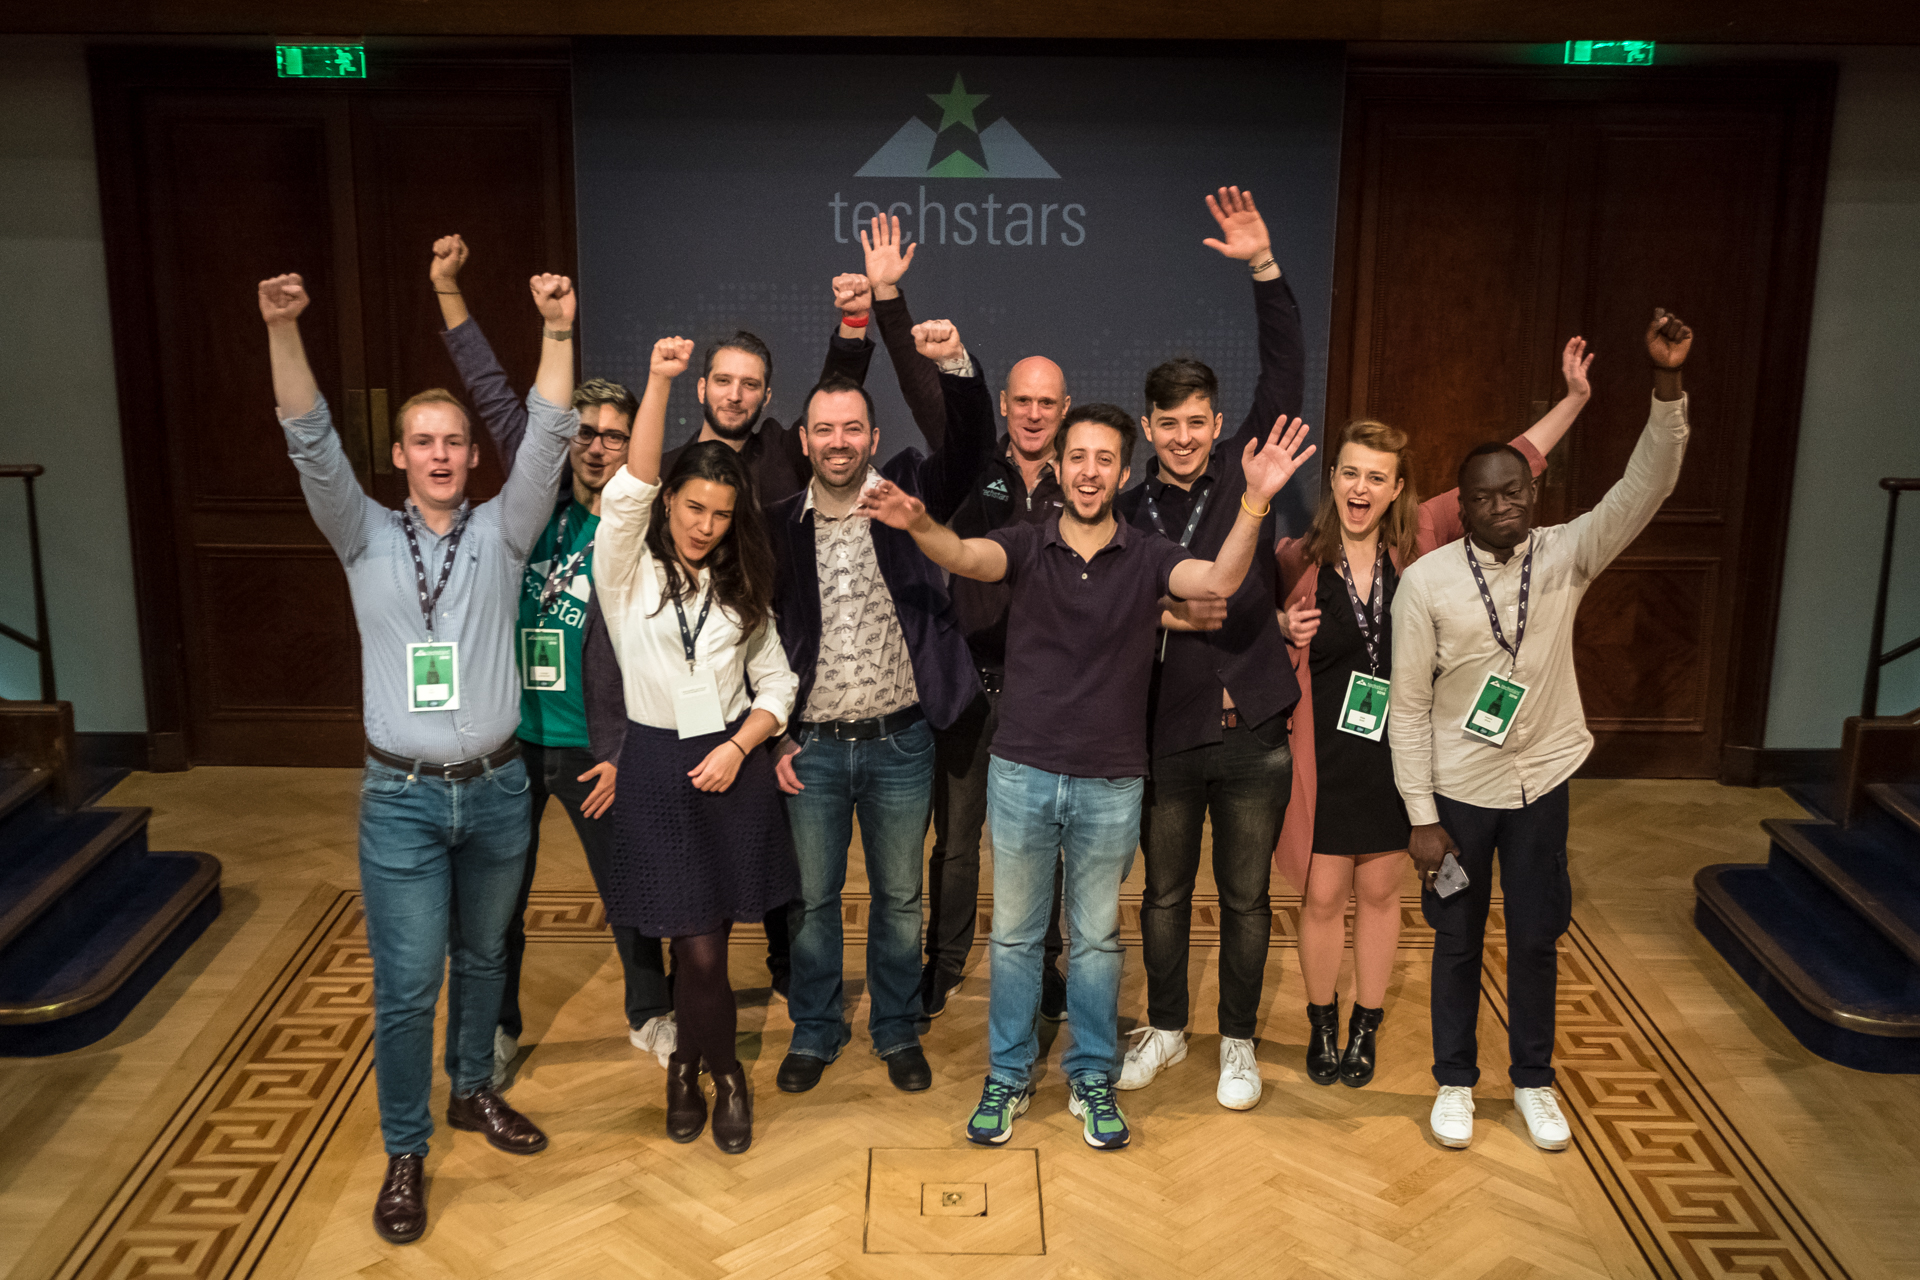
[501,741,672,1039]
[1425,783,1572,1089]
[1139,725,1291,1040]
[928,687,1063,979]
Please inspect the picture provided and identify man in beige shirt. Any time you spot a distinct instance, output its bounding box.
[1389,310,1693,1152]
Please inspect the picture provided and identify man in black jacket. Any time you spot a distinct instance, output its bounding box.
[767,316,994,1094]
[1111,187,1306,1112]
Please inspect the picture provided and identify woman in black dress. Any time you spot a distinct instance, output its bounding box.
[1273,339,1592,1087]
[594,336,801,1154]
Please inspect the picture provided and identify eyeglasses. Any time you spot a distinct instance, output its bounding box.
[573,425,632,449]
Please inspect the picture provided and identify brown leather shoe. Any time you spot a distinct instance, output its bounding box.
[447,1087,548,1154]
[372,1153,426,1244]
[666,1058,707,1143]
[710,1063,752,1154]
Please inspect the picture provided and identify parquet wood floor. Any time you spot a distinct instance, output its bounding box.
[2,774,1915,1280]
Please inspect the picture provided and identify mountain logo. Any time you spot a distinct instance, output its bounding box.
[857,74,1060,180]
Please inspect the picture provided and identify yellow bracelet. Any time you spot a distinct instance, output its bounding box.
[1240,494,1271,519]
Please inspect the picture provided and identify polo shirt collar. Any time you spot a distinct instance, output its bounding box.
[1044,509,1132,554]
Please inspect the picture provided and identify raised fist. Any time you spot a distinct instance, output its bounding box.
[429,234,468,288]
[1646,307,1693,368]
[912,319,963,363]
[651,336,694,379]
[832,273,873,316]
[530,273,575,326]
[258,273,310,325]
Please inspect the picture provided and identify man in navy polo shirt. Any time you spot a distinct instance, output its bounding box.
[859,402,1313,1151]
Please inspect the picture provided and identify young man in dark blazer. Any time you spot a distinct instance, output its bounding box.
[767,317,996,1094]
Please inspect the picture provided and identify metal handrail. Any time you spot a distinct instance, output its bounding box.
[0,463,54,702]
[1863,476,1920,718]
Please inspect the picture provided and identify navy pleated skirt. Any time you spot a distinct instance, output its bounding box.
[605,718,800,937]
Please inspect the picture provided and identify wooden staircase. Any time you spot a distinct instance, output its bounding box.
[1695,707,1920,1072]
[0,701,220,1056]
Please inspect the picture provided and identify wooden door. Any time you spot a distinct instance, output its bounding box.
[91,49,574,767]
[1330,67,1832,778]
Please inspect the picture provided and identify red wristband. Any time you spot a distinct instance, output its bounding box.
[840,313,870,329]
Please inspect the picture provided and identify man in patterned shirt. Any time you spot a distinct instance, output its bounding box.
[767,318,996,1094]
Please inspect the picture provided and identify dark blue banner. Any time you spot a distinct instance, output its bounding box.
[574,44,1344,526]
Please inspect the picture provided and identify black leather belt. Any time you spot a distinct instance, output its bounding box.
[799,705,925,742]
[366,740,521,780]
[978,668,1004,695]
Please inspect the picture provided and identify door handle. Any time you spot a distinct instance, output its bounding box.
[371,388,392,473]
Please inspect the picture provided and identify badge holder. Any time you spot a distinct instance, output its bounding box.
[521,627,566,692]
[1461,671,1527,747]
[1338,671,1390,741]
[407,641,460,712]
[672,669,726,739]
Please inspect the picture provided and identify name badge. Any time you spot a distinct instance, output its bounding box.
[521,627,566,692]
[1462,671,1527,747]
[1338,671,1391,741]
[407,641,460,712]
[672,667,726,740]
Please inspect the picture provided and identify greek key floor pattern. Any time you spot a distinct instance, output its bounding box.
[39,892,1851,1280]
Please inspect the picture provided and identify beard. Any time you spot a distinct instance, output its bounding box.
[1063,488,1116,526]
[703,398,763,443]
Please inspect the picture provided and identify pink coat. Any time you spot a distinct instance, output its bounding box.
[1270,436,1546,893]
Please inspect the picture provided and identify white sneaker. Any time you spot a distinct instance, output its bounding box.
[1216,1037,1262,1110]
[491,1027,518,1091]
[1115,1026,1187,1090]
[1514,1086,1570,1150]
[1431,1085,1475,1148]
[628,1015,677,1069]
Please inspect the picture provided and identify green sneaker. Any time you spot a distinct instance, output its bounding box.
[1067,1076,1131,1150]
[965,1077,1034,1146]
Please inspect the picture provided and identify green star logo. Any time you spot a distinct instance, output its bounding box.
[927,74,990,133]
[856,73,1060,179]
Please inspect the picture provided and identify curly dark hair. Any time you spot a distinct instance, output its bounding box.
[642,441,774,642]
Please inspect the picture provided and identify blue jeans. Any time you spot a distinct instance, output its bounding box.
[985,756,1144,1087]
[785,717,935,1060]
[358,755,531,1155]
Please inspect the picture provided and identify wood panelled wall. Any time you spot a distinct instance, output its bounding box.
[1328,67,1833,778]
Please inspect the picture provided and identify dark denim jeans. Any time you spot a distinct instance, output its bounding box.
[501,741,671,1039]
[985,756,1144,1087]
[785,717,935,1060]
[1426,783,1572,1089]
[1139,727,1292,1039]
[358,754,530,1156]
[928,689,1064,979]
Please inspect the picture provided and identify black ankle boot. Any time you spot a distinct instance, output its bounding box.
[1305,998,1341,1085]
[666,1057,707,1142]
[1340,1004,1383,1088]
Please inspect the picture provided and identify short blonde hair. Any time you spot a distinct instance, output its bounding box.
[393,388,471,440]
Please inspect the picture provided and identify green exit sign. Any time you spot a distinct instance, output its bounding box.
[276,45,366,78]
[1564,41,1655,66]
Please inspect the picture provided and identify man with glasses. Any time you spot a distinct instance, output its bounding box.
[429,234,674,1081]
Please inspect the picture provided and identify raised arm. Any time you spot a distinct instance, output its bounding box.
[1168,416,1315,600]
[498,273,580,557]
[627,336,690,485]
[908,319,994,520]
[1519,335,1593,460]
[260,273,378,559]
[1567,310,1692,581]
[432,233,531,470]
[861,214,948,451]
[1204,186,1304,435]
[856,479,1009,583]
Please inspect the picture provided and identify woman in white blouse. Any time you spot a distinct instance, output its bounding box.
[593,336,800,1156]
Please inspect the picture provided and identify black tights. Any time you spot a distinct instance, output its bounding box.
[670,924,737,1073]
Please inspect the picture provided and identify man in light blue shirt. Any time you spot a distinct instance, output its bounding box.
[259,268,577,1245]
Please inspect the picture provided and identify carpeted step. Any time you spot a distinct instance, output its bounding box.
[0,767,52,826]
[1766,817,1920,967]
[0,805,152,951]
[1694,862,1920,1073]
[1868,782,1920,839]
